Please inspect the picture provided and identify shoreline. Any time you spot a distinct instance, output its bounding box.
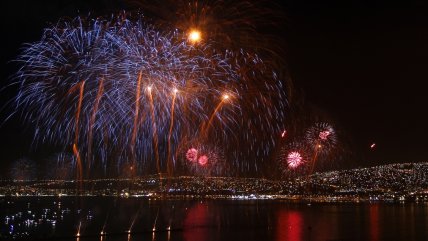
[1,193,427,204]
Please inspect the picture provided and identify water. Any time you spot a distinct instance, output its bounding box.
[1,197,427,241]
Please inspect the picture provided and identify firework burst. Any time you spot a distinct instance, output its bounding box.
[300,121,341,174]
[185,148,199,162]
[12,12,287,176]
[305,122,337,155]
[181,143,227,176]
[287,152,304,169]
[277,142,308,177]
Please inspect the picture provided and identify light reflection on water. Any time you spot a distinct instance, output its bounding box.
[0,197,427,241]
[276,210,302,241]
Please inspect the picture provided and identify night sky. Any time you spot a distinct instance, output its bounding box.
[1,0,427,175]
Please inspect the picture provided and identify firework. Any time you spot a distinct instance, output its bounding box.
[186,148,198,162]
[181,143,227,176]
[302,121,342,175]
[277,142,308,177]
[305,122,337,155]
[287,152,303,169]
[198,155,209,166]
[131,0,286,57]
[13,12,288,176]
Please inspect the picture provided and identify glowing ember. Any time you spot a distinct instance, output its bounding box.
[198,155,208,166]
[186,148,198,162]
[281,130,287,138]
[287,151,303,169]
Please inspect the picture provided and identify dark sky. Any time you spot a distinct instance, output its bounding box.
[1,0,427,174]
[283,0,428,165]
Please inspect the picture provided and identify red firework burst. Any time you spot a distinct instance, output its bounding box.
[305,122,337,153]
[287,151,304,169]
[198,155,209,166]
[319,130,331,140]
[186,148,198,162]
